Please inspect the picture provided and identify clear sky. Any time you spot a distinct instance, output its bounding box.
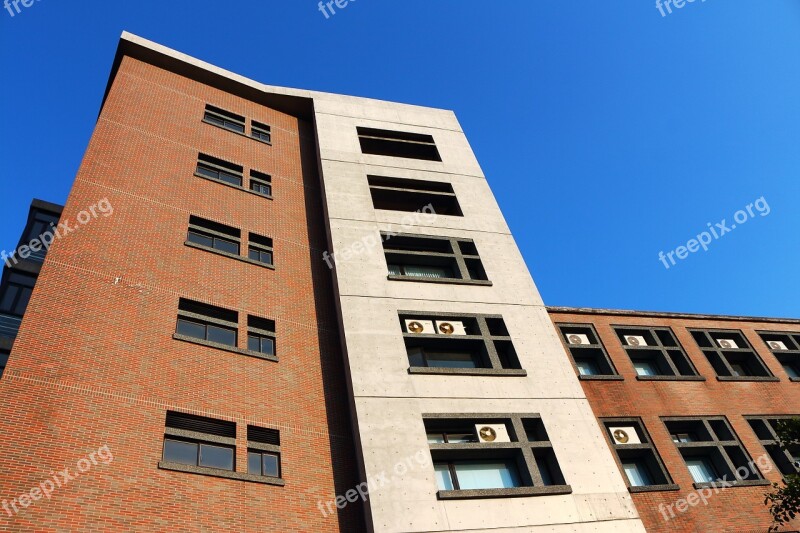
[1,1,798,317]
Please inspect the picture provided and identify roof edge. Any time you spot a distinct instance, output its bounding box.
[546,306,800,325]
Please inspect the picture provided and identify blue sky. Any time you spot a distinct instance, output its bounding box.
[1,1,798,317]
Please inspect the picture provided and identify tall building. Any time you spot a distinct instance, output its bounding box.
[549,307,800,532]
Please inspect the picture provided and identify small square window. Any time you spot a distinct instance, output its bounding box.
[251,121,272,144]
[557,324,619,378]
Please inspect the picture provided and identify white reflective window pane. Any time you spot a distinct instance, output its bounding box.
[434,463,454,490]
[686,458,717,483]
[634,360,658,376]
[623,461,653,487]
[454,461,521,490]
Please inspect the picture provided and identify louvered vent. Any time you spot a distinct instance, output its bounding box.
[248,425,280,445]
[165,411,236,438]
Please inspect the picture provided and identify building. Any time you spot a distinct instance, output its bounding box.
[549,307,800,532]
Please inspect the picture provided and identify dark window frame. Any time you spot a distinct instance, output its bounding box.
[202,104,246,135]
[756,331,800,382]
[383,233,491,286]
[357,127,442,162]
[424,413,572,499]
[247,233,274,267]
[367,175,462,216]
[247,425,282,480]
[0,348,9,377]
[175,298,238,350]
[688,329,778,382]
[250,120,272,144]
[663,416,771,489]
[400,311,526,377]
[745,415,800,478]
[556,323,623,380]
[195,153,244,187]
[612,325,703,381]
[249,170,273,198]
[247,316,277,362]
[0,271,37,317]
[600,417,678,493]
[185,217,275,271]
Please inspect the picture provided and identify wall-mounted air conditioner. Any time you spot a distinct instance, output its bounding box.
[435,320,467,336]
[404,319,435,334]
[625,335,647,347]
[609,426,641,445]
[475,424,511,443]
[716,338,739,349]
[567,333,591,345]
[768,341,788,351]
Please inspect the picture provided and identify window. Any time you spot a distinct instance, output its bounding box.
[424,414,571,499]
[161,411,236,471]
[601,418,676,492]
[367,175,462,216]
[664,417,769,488]
[758,331,800,381]
[247,425,281,479]
[401,313,524,376]
[251,121,272,144]
[195,153,244,187]
[203,104,245,134]
[247,316,276,359]
[689,329,776,381]
[187,215,241,255]
[357,127,442,161]
[21,210,60,262]
[248,233,274,267]
[383,234,489,285]
[556,324,621,379]
[746,416,800,478]
[0,272,36,316]
[249,170,272,197]
[613,326,701,380]
[0,348,9,377]
[175,298,238,348]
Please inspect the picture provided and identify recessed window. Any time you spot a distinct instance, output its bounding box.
[689,329,776,381]
[187,215,241,255]
[161,411,236,472]
[745,416,800,478]
[424,414,571,499]
[249,170,272,197]
[21,209,61,263]
[247,316,276,358]
[384,234,489,285]
[0,348,9,377]
[367,175,462,216]
[613,327,701,380]
[248,233,274,267]
[247,425,281,479]
[357,127,442,162]
[601,418,676,492]
[176,298,238,348]
[196,153,244,187]
[401,313,523,375]
[0,272,36,316]
[251,121,272,144]
[203,104,245,134]
[556,324,620,379]
[758,331,800,380]
[664,417,768,488]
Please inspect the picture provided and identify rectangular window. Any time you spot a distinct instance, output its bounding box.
[196,153,244,187]
[176,298,238,348]
[557,324,621,379]
[187,215,241,256]
[0,272,36,316]
[424,414,571,499]
[247,425,281,479]
[21,209,61,263]
[384,234,489,284]
[746,416,800,478]
[203,104,246,134]
[614,326,701,380]
[357,127,442,162]
[248,233,274,267]
[601,418,676,491]
[251,121,272,144]
[664,417,768,488]
[367,175,462,216]
[249,170,272,197]
[758,331,800,380]
[401,313,523,375]
[247,316,276,360]
[161,411,236,472]
[0,348,9,377]
[689,329,776,380]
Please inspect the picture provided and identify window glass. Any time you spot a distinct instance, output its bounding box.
[427,433,445,444]
[623,461,654,486]
[454,460,521,490]
[576,359,600,376]
[434,463,455,491]
[250,181,272,195]
[262,453,280,477]
[634,360,658,376]
[686,458,717,483]
[217,172,243,187]
[163,440,197,465]
[248,335,274,355]
[176,319,206,340]
[188,231,214,248]
[402,265,452,279]
[196,165,218,179]
[199,444,234,470]
[214,238,239,255]
[248,451,261,474]
[207,325,236,346]
[784,364,799,378]
[426,351,478,369]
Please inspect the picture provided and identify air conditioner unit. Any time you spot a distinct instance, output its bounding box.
[625,335,648,347]
[609,426,641,445]
[435,320,467,336]
[768,341,788,351]
[404,319,435,335]
[567,333,591,345]
[475,424,511,443]
[717,338,739,349]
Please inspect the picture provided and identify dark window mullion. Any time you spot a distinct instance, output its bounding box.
[477,317,503,370]
[450,238,470,281]
[448,463,460,491]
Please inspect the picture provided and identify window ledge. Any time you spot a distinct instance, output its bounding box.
[202,119,272,146]
[194,173,273,200]
[636,375,706,382]
[185,241,274,270]
[628,484,681,493]
[408,367,527,377]
[578,375,625,381]
[158,461,284,486]
[692,479,771,490]
[716,376,780,382]
[173,334,278,362]
[790,377,800,382]
[387,275,492,286]
[437,485,572,500]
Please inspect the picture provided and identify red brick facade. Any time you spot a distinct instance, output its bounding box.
[0,56,363,532]
[549,309,800,533]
